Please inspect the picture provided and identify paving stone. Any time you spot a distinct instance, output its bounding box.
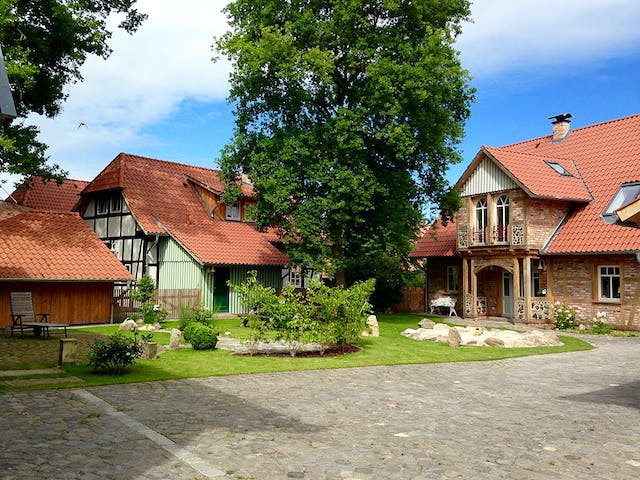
[0,334,639,479]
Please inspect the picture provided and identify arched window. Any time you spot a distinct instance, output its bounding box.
[474,198,487,244]
[495,195,510,243]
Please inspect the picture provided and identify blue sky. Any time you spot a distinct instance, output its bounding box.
[2,0,640,195]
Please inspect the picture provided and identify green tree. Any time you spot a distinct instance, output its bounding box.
[216,0,474,284]
[0,0,146,182]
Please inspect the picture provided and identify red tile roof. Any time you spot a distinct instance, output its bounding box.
[82,153,289,266]
[482,147,592,202]
[7,176,89,212]
[410,218,457,258]
[480,114,640,254]
[0,203,133,281]
[415,114,640,258]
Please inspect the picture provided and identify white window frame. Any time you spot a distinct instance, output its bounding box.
[474,198,487,244]
[447,265,459,293]
[495,195,510,243]
[226,203,240,221]
[110,195,122,213]
[289,267,303,289]
[598,265,621,302]
[97,197,109,215]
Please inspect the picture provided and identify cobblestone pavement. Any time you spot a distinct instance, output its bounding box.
[1,335,639,479]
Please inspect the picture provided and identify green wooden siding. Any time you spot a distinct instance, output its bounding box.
[229,267,283,313]
[158,237,283,314]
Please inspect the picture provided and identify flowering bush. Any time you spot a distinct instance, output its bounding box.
[87,333,143,374]
[589,311,614,334]
[553,302,577,330]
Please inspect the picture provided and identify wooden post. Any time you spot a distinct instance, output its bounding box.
[523,256,531,322]
[58,338,78,365]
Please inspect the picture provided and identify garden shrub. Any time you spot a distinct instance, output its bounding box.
[589,311,614,334]
[553,302,577,330]
[179,304,218,331]
[87,333,143,374]
[183,322,218,350]
[131,274,168,325]
[232,271,375,353]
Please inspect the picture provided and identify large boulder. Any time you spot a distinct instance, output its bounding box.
[362,315,380,337]
[169,328,182,350]
[418,318,435,329]
[118,319,137,331]
[448,328,462,347]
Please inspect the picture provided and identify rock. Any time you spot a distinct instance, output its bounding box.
[484,337,505,347]
[433,323,450,333]
[578,323,587,331]
[419,318,435,329]
[118,319,138,331]
[169,328,182,350]
[401,328,437,341]
[366,315,379,337]
[137,322,161,331]
[448,328,462,347]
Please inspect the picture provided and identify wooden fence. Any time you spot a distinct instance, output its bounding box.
[390,287,426,313]
[156,288,201,319]
[112,287,201,322]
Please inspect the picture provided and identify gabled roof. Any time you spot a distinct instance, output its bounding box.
[409,218,457,258]
[500,114,640,254]
[7,176,89,212]
[481,147,592,202]
[414,114,640,257]
[0,202,133,281]
[81,153,289,266]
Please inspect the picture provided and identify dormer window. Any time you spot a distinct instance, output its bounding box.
[545,160,573,177]
[226,203,240,221]
[97,197,109,215]
[603,182,640,224]
[111,195,122,213]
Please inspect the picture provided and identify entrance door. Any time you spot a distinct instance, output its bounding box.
[502,271,514,318]
[213,268,230,313]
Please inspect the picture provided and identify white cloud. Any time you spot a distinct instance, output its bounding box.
[19,0,233,181]
[458,0,640,78]
[4,0,640,188]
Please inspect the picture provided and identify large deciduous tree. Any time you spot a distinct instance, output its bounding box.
[217,0,474,284]
[0,0,146,182]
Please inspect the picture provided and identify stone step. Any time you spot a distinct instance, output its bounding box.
[3,376,84,387]
[0,368,64,377]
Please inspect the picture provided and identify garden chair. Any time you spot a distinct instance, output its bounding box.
[9,292,68,338]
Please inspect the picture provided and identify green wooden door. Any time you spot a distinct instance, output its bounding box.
[213,268,230,313]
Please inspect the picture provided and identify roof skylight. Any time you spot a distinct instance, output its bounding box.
[545,160,573,177]
[602,181,640,224]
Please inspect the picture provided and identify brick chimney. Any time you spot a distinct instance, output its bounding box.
[548,113,572,143]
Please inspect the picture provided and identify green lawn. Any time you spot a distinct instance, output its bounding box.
[3,313,593,391]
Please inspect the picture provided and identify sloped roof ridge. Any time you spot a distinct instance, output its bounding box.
[486,145,571,162]
[498,113,640,149]
[121,152,223,175]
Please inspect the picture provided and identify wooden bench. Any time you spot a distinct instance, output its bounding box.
[430,296,458,317]
[10,292,68,339]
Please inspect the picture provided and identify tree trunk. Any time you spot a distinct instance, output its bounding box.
[335,268,346,286]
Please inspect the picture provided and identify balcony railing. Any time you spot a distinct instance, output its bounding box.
[473,227,486,244]
[493,224,509,243]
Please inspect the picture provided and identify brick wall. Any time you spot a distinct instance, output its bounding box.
[526,198,571,249]
[549,254,640,330]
